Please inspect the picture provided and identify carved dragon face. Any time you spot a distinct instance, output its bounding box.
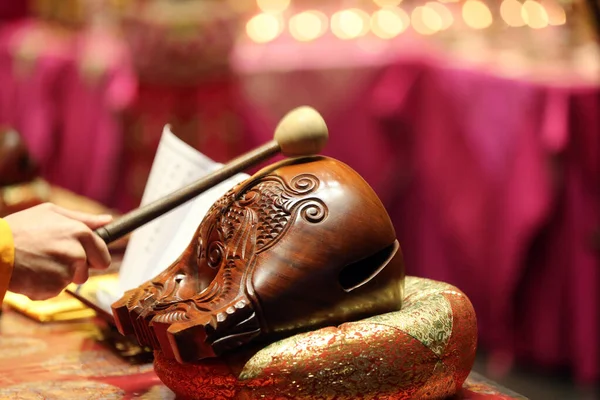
[112,191,234,346]
[113,156,405,363]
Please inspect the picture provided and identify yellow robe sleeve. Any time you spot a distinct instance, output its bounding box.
[0,218,15,307]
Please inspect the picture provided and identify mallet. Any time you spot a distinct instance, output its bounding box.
[94,106,329,244]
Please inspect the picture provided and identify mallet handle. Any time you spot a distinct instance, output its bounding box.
[95,141,280,243]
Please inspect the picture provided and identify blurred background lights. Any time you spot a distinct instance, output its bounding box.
[371,7,409,39]
[373,0,403,7]
[246,13,283,43]
[411,6,442,36]
[289,10,327,42]
[256,0,290,13]
[462,0,493,29]
[246,0,569,43]
[522,0,549,29]
[425,2,453,30]
[331,9,370,40]
[540,0,566,26]
[500,0,525,27]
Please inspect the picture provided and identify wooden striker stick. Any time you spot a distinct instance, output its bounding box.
[94,106,329,244]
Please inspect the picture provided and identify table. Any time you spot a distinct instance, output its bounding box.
[0,308,526,399]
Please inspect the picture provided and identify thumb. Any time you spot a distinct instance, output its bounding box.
[51,205,114,229]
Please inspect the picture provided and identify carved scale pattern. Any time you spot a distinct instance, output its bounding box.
[231,174,325,253]
[208,173,325,260]
[118,173,330,349]
[152,174,326,327]
[253,184,292,251]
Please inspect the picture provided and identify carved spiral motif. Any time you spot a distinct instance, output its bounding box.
[290,173,319,194]
[207,242,224,268]
[298,199,328,223]
[239,189,260,206]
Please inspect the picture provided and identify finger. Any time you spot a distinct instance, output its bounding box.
[51,205,113,229]
[78,229,112,270]
[72,260,90,285]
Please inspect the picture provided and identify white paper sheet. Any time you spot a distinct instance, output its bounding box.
[95,126,249,312]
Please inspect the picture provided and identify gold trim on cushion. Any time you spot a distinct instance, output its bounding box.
[361,279,454,356]
[154,276,478,400]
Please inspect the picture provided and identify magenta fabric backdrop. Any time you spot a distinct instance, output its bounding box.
[237,49,599,384]
[369,62,599,384]
[0,20,136,205]
[0,21,597,384]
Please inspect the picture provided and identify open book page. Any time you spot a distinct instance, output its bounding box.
[95,126,249,313]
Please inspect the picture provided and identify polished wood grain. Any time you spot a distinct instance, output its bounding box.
[113,156,405,363]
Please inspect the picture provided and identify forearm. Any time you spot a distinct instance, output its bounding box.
[0,218,15,307]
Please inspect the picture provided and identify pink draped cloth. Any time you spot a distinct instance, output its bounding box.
[371,62,599,383]
[0,20,136,205]
[56,29,136,205]
[238,47,599,383]
[514,89,599,383]
[0,21,597,383]
[0,21,69,176]
[0,20,268,210]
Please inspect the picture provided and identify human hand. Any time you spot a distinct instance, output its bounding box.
[4,203,113,300]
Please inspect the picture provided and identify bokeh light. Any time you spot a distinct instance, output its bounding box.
[522,0,549,29]
[246,13,284,43]
[500,0,525,27]
[371,7,410,39]
[462,0,493,30]
[540,0,566,26]
[331,9,370,40]
[411,6,442,35]
[426,2,453,31]
[289,10,328,42]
